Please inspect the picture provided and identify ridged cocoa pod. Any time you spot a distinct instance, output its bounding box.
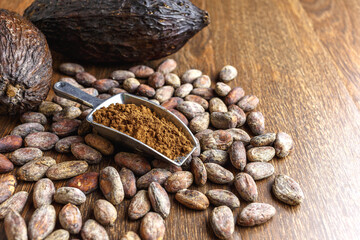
[137,168,172,189]
[128,190,151,220]
[4,209,28,240]
[0,9,52,115]
[0,175,17,204]
[54,187,86,205]
[191,157,207,186]
[33,178,55,208]
[59,203,82,234]
[164,171,193,193]
[234,173,258,202]
[206,189,240,209]
[46,161,88,180]
[115,152,151,175]
[120,167,137,198]
[148,182,171,218]
[140,212,165,240]
[237,202,276,226]
[0,191,28,219]
[81,219,109,240]
[99,166,124,205]
[0,135,22,153]
[84,133,114,155]
[175,189,209,210]
[65,172,99,194]
[28,205,56,240]
[94,199,117,226]
[210,206,234,240]
[17,156,56,181]
[0,154,14,173]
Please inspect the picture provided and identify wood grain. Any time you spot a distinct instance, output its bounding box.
[0,0,360,239]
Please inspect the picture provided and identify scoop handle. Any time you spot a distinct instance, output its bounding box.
[53,81,104,108]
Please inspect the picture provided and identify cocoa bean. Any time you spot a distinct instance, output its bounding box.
[237,203,276,226]
[157,59,177,74]
[175,83,193,98]
[54,187,86,205]
[51,119,81,137]
[181,155,192,171]
[206,189,240,209]
[148,182,171,218]
[224,87,244,105]
[184,94,209,110]
[140,212,165,240]
[65,172,99,194]
[0,154,13,173]
[228,104,246,127]
[99,166,124,205]
[176,101,205,119]
[192,137,201,157]
[4,209,27,240]
[82,87,99,96]
[234,173,258,202]
[71,142,102,164]
[247,111,265,135]
[114,152,151,175]
[195,129,213,141]
[0,135,22,153]
[53,106,82,121]
[33,178,55,208]
[182,69,202,83]
[75,72,97,86]
[28,205,56,240]
[244,162,274,180]
[38,101,63,116]
[164,73,181,88]
[205,163,234,184]
[250,133,276,147]
[150,99,160,105]
[17,156,56,181]
[175,189,209,210]
[274,132,294,158]
[151,159,182,173]
[219,65,237,82]
[247,146,275,162]
[53,95,81,108]
[137,168,172,189]
[226,128,250,143]
[154,86,174,103]
[200,149,229,165]
[10,122,44,137]
[55,136,84,153]
[0,191,28,219]
[59,203,82,234]
[123,78,140,93]
[229,141,246,170]
[215,82,231,97]
[60,77,84,89]
[200,130,233,151]
[238,95,259,112]
[84,133,114,155]
[164,171,193,193]
[25,132,59,151]
[78,120,92,135]
[211,111,238,129]
[81,219,109,240]
[137,84,156,98]
[0,175,16,204]
[10,147,43,165]
[120,167,137,198]
[148,72,165,88]
[44,229,70,240]
[190,87,215,100]
[129,65,154,78]
[189,112,210,133]
[109,87,127,95]
[94,199,117,226]
[169,109,189,125]
[190,157,207,186]
[93,79,119,92]
[272,174,304,205]
[59,63,84,76]
[128,190,151,220]
[209,97,228,113]
[210,206,234,240]
[161,97,184,110]
[121,231,141,240]
[97,93,112,100]
[46,160,88,180]
[193,75,211,88]
[111,70,135,82]
[20,111,47,125]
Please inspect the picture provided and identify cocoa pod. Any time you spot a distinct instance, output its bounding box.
[164,73,181,88]
[164,171,193,193]
[228,104,246,127]
[55,136,84,153]
[121,231,141,240]
[226,128,250,143]
[5,209,27,240]
[250,133,276,147]
[128,190,151,220]
[120,167,137,198]
[10,122,44,138]
[205,163,234,184]
[161,97,184,110]
[84,133,114,155]
[175,83,193,98]
[224,87,244,105]
[209,97,227,113]
[17,156,56,181]
[137,84,156,98]
[51,119,81,137]
[59,63,84,76]
[28,205,56,240]
[65,172,99,194]
[60,77,84,89]
[176,101,205,119]
[20,111,47,125]
[71,142,102,164]
[148,72,165,89]
[115,152,151,175]
[169,109,189,125]
[46,161,88,180]
[234,173,258,202]
[157,59,177,74]
[274,132,294,158]
[200,130,233,151]
[193,75,211,88]
[210,112,238,129]
[54,187,86,205]
[206,189,240,209]
[44,229,70,240]
[154,86,174,103]
[33,178,55,208]
[0,135,22,153]
[184,94,209,110]
[93,79,119,93]
[219,65,237,82]
[229,141,246,170]
[111,70,135,82]
[247,111,265,135]
[25,132,59,151]
[247,146,275,162]
[148,182,171,218]
[215,82,231,97]
[238,95,259,112]
[0,175,17,204]
[137,168,172,189]
[0,154,14,173]
[244,162,274,180]
[237,203,276,226]
[272,174,304,205]
[191,157,207,186]
[94,199,117,226]
[59,203,82,234]
[175,189,209,210]
[0,191,28,219]
[140,212,165,240]
[130,65,155,78]
[182,69,202,83]
[81,219,109,240]
[189,112,210,133]
[151,159,182,173]
[99,166,124,205]
[38,101,62,116]
[210,206,234,240]
[10,147,43,165]
[200,149,229,165]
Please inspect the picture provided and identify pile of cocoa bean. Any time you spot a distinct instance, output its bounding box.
[0,59,304,240]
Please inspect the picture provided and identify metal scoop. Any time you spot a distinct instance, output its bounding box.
[53,81,197,166]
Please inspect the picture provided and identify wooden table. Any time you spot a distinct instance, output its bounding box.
[1,0,360,239]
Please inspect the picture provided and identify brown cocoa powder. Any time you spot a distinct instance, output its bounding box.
[93,103,192,160]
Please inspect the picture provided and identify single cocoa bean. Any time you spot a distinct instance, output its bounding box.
[5,209,27,240]
[75,72,96,86]
[0,191,28,219]
[53,106,82,121]
[114,152,151,175]
[182,69,202,83]
[237,203,276,226]
[195,129,213,141]
[229,141,246,170]
[226,128,250,143]
[137,168,172,189]
[219,65,237,82]
[33,178,55,208]
[164,171,193,193]
[164,73,181,88]
[137,84,156,98]
[200,149,229,165]
[10,147,43,166]
[59,203,82,234]
[247,111,265,135]
[128,190,151,220]
[234,173,258,202]
[191,157,207,186]
[140,212,165,240]
[123,78,140,93]
[148,72,165,88]
[157,59,177,74]
[247,146,275,162]
[0,135,22,153]
[17,156,56,181]
[272,174,304,205]
[55,136,84,153]
[10,122,44,137]
[97,93,112,100]
[81,219,109,240]
[205,163,234,184]
[82,87,99,96]
[0,175,16,204]
[93,79,119,93]
[169,109,189,125]
[209,97,228,113]
[274,132,294,158]
[148,182,171,218]
[244,162,275,180]
[175,83,193,98]
[53,95,81,108]
[120,167,137,198]
[0,154,13,173]
[51,119,81,137]
[161,97,184,110]
[25,132,59,150]
[215,82,232,97]
[46,160,88,180]
[238,95,259,112]
[111,70,135,82]
[60,77,84,89]
[71,142,102,164]
[99,166,124,205]
[44,229,70,240]
[94,199,117,226]
[177,101,205,119]
[84,133,114,155]
[59,63,84,76]
[200,130,233,151]
[151,159,182,173]
[250,133,276,147]
[206,189,240,208]
[189,112,210,133]
[190,87,215,100]
[65,172,99,194]
[193,75,211,88]
[155,86,174,103]
[184,94,209,110]
[211,112,238,129]
[175,189,209,210]
[129,65,154,78]
[28,205,56,240]
[224,87,244,105]
[121,231,141,240]
[210,206,234,240]
[54,187,86,205]
[228,104,246,127]
[109,87,127,95]
[20,111,47,125]
[38,101,63,116]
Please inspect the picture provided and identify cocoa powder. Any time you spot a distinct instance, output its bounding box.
[93,103,192,160]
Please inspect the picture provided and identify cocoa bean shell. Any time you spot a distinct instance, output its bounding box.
[46,160,88,180]
[210,206,234,240]
[24,132,59,151]
[210,112,238,129]
[181,69,202,83]
[189,112,210,133]
[99,166,124,205]
[137,84,156,98]
[128,190,151,220]
[4,209,27,240]
[33,178,55,208]
[120,167,137,198]
[55,136,84,153]
[164,171,193,193]
[190,157,207,186]
[81,219,109,240]
[109,87,127,95]
[59,203,82,234]
[237,203,276,226]
[54,187,86,205]
[228,104,246,127]
[111,70,135,82]
[140,212,165,240]
[148,182,171,218]
[176,101,205,119]
[226,128,250,143]
[136,168,172,189]
[65,172,99,194]
[10,122,45,138]
[209,97,228,113]
[234,173,258,202]
[0,175,17,204]
[193,75,211,88]
[205,163,234,184]
[215,82,231,97]
[60,77,84,89]
[0,191,28,219]
[28,205,56,240]
[219,65,237,82]
[0,154,14,173]
[71,142,102,164]
[175,83,193,98]
[53,95,81,108]
[154,86,174,103]
[206,189,240,209]
[38,101,63,116]
[17,156,56,181]
[175,189,209,210]
[164,73,181,88]
[0,135,22,153]
[78,119,92,135]
[84,133,114,155]
[114,152,151,176]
